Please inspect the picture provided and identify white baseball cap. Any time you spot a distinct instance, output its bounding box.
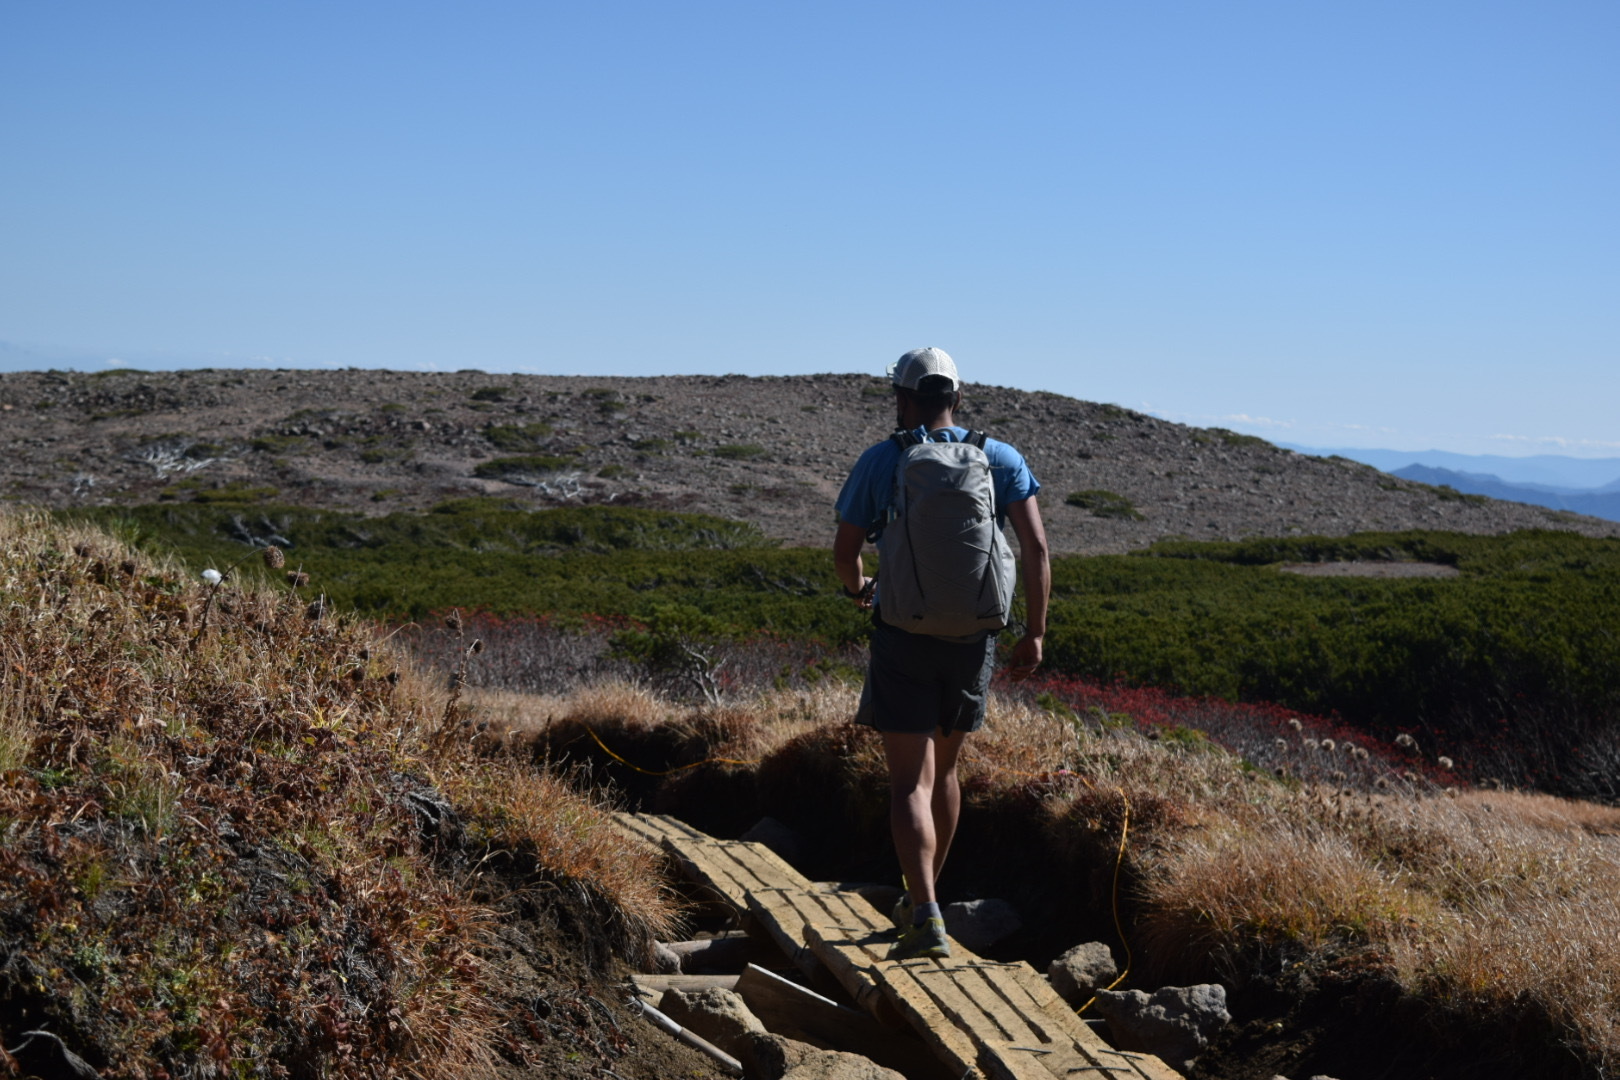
[887,347,960,392]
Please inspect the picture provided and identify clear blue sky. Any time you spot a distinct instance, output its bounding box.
[3,2,1616,456]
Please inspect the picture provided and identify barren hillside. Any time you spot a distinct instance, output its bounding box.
[3,367,1614,554]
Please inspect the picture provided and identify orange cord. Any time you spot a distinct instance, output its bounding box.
[582,724,759,776]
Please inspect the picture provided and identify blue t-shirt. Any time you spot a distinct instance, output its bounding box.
[835,425,1041,532]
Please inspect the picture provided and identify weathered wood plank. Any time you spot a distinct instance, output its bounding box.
[981,966,1183,1079]
[924,964,1046,1048]
[735,964,950,1080]
[610,810,677,850]
[629,973,741,996]
[632,812,1182,1080]
[873,961,983,1079]
[803,922,965,1064]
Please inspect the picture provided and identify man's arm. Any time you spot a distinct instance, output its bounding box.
[1005,496,1049,678]
[833,519,872,607]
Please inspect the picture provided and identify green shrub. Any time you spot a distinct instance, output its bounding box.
[1434,484,1488,505]
[1194,427,1270,449]
[484,422,554,450]
[469,386,512,402]
[1065,489,1143,520]
[1043,529,1620,793]
[249,435,310,454]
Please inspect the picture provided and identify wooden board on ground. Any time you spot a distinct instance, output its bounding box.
[735,963,950,1080]
[619,812,1184,1080]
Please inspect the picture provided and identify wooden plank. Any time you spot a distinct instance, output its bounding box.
[660,838,753,911]
[1089,1045,1185,1080]
[803,921,969,1069]
[982,966,1182,1080]
[735,964,950,1080]
[630,974,741,996]
[743,890,822,980]
[896,960,1019,1046]
[919,964,1046,1047]
[610,810,678,850]
[625,813,1180,1080]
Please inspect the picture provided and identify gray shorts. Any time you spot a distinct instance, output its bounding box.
[855,613,997,735]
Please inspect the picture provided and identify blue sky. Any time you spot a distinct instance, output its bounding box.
[3,2,1616,456]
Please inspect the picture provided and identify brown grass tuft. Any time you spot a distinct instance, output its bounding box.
[0,508,677,1077]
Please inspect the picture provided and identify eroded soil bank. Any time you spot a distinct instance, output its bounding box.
[541,715,1601,1080]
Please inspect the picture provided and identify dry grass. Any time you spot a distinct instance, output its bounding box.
[483,670,1620,1074]
[0,509,677,1078]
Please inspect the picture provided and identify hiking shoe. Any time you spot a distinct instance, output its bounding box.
[887,917,950,961]
[890,891,914,931]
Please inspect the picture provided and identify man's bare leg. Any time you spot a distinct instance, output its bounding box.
[929,728,966,885]
[883,728,967,907]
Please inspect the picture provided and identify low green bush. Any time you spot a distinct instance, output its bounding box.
[484,422,554,450]
[1064,489,1143,520]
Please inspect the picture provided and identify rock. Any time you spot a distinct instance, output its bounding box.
[6,1030,100,1079]
[741,816,802,863]
[657,986,766,1056]
[733,1031,906,1080]
[1047,941,1119,1006]
[941,897,1021,952]
[1091,983,1231,1069]
[646,940,683,975]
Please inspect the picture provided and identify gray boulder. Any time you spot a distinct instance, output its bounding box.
[1047,941,1118,1006]
[657,986,766,1056]
[941,898,1021,952]
[733,1031,906,1080]
[1091,983,1230,1069]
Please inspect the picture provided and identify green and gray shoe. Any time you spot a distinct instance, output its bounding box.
[887,916,950,961]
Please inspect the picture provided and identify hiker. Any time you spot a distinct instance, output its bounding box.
[833,347,1050,960]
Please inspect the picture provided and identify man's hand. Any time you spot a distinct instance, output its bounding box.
[1005,633,1043,680]
[843,577,874,609]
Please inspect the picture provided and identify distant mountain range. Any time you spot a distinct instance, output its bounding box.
[1285,445,1620,491]
[1282,445,1620,523]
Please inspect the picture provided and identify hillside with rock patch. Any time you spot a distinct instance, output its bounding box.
[3,368,1614,554]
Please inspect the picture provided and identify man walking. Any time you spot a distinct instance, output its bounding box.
[833,347,1050,960]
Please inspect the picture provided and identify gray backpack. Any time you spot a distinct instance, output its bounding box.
[875,430,1017,637]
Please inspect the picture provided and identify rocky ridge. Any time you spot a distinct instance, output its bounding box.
[2,367,1614,555]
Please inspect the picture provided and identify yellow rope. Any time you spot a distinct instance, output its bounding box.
[582,724,759,776]
[1076,786,1133,1014]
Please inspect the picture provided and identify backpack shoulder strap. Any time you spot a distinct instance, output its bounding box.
[890,430,922,450]
[967,430,989,449]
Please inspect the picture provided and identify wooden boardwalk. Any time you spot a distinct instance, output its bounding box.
[615,812,1182,1080]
